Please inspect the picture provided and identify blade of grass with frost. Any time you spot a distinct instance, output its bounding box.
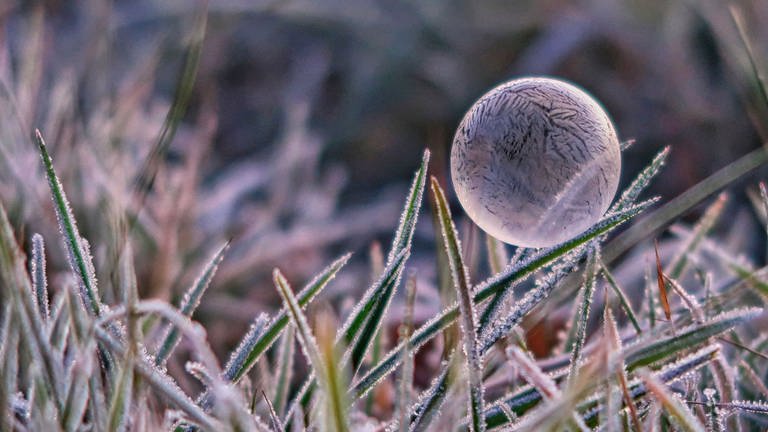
[273,269,349,432]
[155,241,229,366]
[341,149,429,363]
[565,244,599,385]
[396,271,417,432]
[346,248,409,374]
[387,149,429,264]
[277,252,408,421]
[479,254,581,354]
[0,203,65,415]
[410,351,456,432]
[30,233,48,321]
[624,308,761,370]
[668,193,726,280]
[600,261,641,334]
[35,130,101,316]
[611,146,670,213]
[223,252,350,383]
[352,200,655,400]
[431,176,485,432]
[640,368,706,432]
[273,325,295,416]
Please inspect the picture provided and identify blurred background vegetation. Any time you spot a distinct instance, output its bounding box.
[1,0,767,396]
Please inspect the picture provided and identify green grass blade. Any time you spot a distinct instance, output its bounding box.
[273,269,349,432]
[340,149,429,362]
[155,241,229,366]
[223,252,351,383]
[624,308,762,370]
[431,176,485,432]
[272,325,295,416]
[346,249,409,374]
[387,149,430,264]
[35,130,101,316]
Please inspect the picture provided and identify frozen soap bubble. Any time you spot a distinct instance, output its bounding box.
[450,77,621,248]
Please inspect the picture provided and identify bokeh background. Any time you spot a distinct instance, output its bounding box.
[1,0,768,397]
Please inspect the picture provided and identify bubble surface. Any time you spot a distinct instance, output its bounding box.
[450,77,621,248]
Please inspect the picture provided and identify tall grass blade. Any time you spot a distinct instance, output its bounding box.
[387,149,430,264]
[35,130,101,316]
[600,261,641,334]
[431,176,484,432]
[273,269,349,432]
[566,245,600,385]
[396,271,417,432]
[273,325,295,416]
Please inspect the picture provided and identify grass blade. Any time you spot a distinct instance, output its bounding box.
[155,241,229,366]
[273,325,295,416]
[29,233,49,321]
[273,269,349,432]
[431,176,485,432]
[566,244,600,385]
[387,149,430,264]
[35,130,101,316]
[624,308,762,370]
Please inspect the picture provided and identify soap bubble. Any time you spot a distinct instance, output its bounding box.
[450,77,621,248]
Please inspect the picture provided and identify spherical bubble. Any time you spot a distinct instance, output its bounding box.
[450,77,621,248]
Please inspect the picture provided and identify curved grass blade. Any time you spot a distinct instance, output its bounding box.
[431,177,484,432]
[155,241,230,366]
[274,269,349,432]
[223,252,351,383]
[352,199,655,400]
[35,130,101,316]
